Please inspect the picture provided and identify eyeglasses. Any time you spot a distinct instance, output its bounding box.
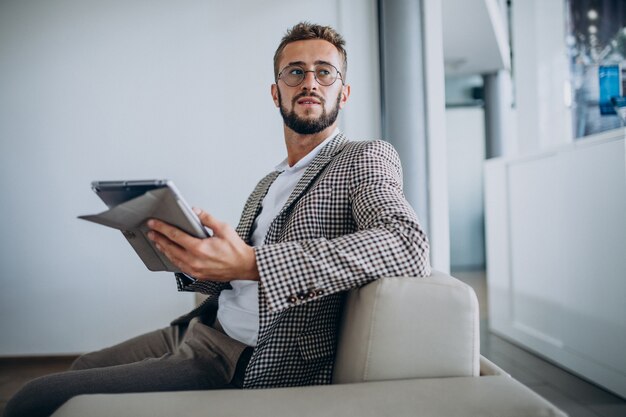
[277,63,344,87]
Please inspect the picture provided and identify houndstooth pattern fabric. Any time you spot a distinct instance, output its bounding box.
[174,133,430,388]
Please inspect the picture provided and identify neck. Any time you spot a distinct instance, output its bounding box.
[283,124,337,167]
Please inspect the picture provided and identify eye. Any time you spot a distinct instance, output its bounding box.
[315,64,336,79]
[288,67,304,76]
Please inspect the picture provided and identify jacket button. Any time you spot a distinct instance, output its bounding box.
[288,295,298,304]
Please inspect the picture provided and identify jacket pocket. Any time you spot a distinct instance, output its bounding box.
[297,330,336,362]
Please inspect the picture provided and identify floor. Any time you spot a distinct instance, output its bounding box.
[0,356,77,415]
[454,269,626,417]
[1,272,625,417]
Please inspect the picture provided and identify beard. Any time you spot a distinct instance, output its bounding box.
[278,88,342,135]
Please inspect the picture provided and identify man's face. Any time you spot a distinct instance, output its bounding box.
[272,40,350,135]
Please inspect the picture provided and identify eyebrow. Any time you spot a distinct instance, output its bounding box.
[285,60,336,67]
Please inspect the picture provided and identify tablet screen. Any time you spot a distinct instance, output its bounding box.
[92,180,168,208]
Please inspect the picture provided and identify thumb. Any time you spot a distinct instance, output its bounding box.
[193,208,224,235]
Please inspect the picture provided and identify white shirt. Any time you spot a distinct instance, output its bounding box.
[217,129,339,346]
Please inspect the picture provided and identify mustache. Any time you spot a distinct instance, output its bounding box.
[292,92,325,106]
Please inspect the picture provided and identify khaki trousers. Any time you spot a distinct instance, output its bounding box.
[4,317,251,417]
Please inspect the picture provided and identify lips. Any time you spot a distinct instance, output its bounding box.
[294,94,323,106]
[297,98,321,105]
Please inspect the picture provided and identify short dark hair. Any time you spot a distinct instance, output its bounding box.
[273,22,347,81]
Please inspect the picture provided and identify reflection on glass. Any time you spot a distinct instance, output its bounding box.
[567,0,626,138]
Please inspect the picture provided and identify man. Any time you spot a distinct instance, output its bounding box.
[4,22,430,417]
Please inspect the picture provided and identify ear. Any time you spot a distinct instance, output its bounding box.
[338,84,351,110]
[271,84,280,107]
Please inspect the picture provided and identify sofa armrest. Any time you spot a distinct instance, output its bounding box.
[333,270,480,383]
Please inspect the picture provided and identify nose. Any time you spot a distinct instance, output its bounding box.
[300,70,318,90]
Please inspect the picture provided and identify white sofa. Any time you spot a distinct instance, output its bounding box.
[52,271,566,417]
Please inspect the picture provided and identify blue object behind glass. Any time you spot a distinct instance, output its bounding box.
[599,65,621,115]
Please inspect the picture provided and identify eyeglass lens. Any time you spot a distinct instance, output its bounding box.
[280,64,339,87]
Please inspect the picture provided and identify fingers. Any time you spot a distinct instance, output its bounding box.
[145,213,251,280]
[146,220,199,268]
[193,208,225,236]
[147,230,191,269]
[194,208,213,227]
[147,219,197,248]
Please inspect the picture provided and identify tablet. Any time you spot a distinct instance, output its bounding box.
[91,179,169,208]
[80,180,209,272]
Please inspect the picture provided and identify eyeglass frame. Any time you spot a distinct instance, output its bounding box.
[276,62,345,87]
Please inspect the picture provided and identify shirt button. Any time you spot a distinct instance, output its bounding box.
[315,289,325,296]
[288,295,298,304]
[297,293,306,300]
[307,291,316,298]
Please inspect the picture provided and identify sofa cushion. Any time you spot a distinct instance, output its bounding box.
[333,271,480,383]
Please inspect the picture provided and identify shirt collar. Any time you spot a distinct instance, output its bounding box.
[275,128,340,173]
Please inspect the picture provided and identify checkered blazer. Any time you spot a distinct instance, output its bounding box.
[173,133,431,388]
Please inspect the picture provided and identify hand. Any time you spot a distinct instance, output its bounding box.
[146,208,260,282]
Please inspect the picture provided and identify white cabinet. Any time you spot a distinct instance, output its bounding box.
[485,129,626,398]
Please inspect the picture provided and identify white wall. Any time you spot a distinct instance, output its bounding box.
[446,107,485,269]
[0,0,380,355]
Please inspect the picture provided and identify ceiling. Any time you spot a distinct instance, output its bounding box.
[442,0,511,77]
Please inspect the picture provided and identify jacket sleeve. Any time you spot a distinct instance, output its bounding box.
[254,140,431,312]
[174,273,230,295]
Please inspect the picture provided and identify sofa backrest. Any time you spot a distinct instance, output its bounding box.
[333,271,480,383]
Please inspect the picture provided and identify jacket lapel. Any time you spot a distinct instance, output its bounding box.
[265,133,348,243]
[235,170,281,243]
[281,133,347,212]
[238,133,348,245]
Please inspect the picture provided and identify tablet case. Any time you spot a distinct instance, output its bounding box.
[79,187,206,272]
